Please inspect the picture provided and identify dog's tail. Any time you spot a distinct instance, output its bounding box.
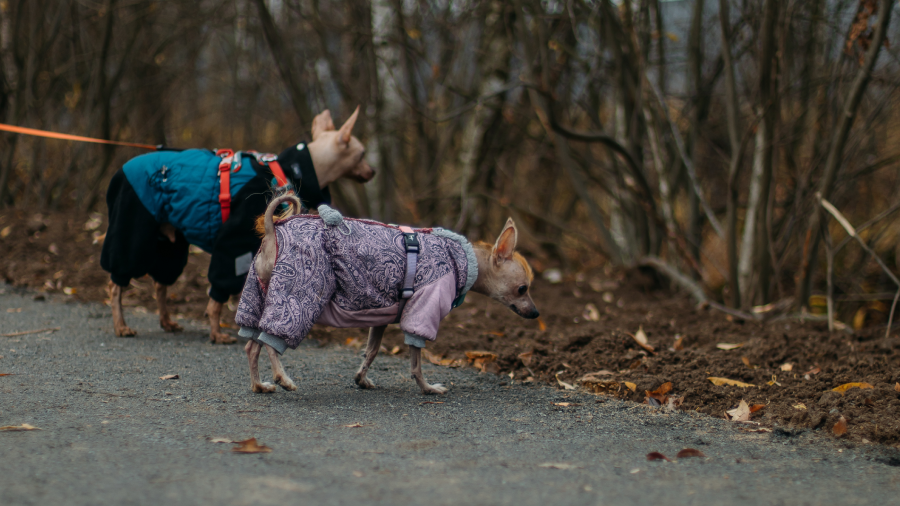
[255,194,302,238]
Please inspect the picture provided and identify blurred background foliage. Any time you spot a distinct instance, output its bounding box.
[2,0,900,317]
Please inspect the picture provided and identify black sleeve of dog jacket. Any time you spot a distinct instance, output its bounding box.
[206,145,332,303]
[101,169,189,287]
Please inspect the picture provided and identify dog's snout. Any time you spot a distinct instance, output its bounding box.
[526,309,540,319]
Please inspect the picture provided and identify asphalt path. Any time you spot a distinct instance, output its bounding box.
[1,284,899,506]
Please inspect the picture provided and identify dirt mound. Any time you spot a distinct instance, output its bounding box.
[2,209,899,446]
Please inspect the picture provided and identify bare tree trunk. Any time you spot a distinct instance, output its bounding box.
[719,0,742,308]
[252,0,313,126]
[738,0,778,307]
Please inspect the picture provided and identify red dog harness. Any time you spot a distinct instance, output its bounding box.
[216,149,290,222]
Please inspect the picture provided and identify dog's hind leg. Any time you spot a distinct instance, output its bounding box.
[107,280,137,337]
[245,340,276,393]
[409,346,447,395]
[354,325,386,389]
[207,298,237,344]
[154,282,183,332]
[265,345,297,391]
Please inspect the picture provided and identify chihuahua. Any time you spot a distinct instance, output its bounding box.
[236,194,539,395]
[101,108,373,344]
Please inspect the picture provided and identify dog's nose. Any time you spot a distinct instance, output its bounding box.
[526,309,540,319]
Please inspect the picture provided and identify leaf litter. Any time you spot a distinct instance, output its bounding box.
[231,438,272,454]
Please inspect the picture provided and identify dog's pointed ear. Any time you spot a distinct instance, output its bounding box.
[492,217,518,261]
[338,106,360,145]
[312,110,336,140]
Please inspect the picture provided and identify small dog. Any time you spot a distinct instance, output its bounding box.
[236,194,539,395]
[100,109,373,343]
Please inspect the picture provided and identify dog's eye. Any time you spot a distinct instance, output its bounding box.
[518,285,527,295]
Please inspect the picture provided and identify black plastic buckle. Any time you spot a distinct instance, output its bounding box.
[403,233,419,253]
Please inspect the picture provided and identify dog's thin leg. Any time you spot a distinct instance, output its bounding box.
[207,297,237,344]
[154,282,183,332]
[409,346,447,395]
[354,325,386,389]
[245,340,276,393]
[108,280,137,337]
[265,344,297,391]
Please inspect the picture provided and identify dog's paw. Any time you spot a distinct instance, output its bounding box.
[354,373,376,389]
[422,383,447,395]
[252,382,277,393]
[160,319,183,332]
[115,326,137,337]
[274,375,297,391]
[209,331,238,344]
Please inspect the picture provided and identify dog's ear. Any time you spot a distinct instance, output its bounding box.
[338,106,360,145]
[312,110,336,140]
[492,217,518,262]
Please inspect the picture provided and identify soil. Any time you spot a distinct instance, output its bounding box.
[2,209,900,447]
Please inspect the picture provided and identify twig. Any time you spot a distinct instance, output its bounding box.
[818,194,900,339]
[638,256,759,321]
[1,327,61,337]
[822,220,835,333]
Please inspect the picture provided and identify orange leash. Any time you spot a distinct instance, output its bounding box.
[0,123,158,150]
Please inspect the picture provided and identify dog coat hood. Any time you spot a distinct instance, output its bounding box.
[235,208,477,352]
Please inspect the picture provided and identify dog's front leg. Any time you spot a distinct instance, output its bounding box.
[409,346,447,395]
[354,325,386,389]
[154,282,183,332]
[245,340,276,393]
[206,298,237,344]
[107,280,137,337]
[265,344,297,391]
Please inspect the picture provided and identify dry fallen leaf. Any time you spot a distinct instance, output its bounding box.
[579,371,614,381]
[343,423,368,428]
[556,373,576,391]
[780,363,793,372]
[390,346,401,355]
[665,395,685,411]
[209,437,234,443]
[159,374,179,380]
[676,448,706,458]
[749,404,766,413]
[803,367,821,380]
[832,382,874,394]
[344,337,363,349]
[708,377,756,388]
[623,381,637,392]
[833,416,848,437]
[741,356,753,368]
[465,351,498,361]
[553,402,582,407]
[0,373,14,377]
[422,349,444,366]
[717,343,744,350]
[895,383,900,393]
[672,334,685,351]
[741,427,773,433]
[646,452,670,462]
[231,438,272,453]
[518,351,533,366]
[0,424,40,431]
[581,378,619,395]
[645,382,673,405]
[793,403,807,410]
[538,463,582,470]
[537,317,547,332]
[630,326,655,354]
[583,303,600,322]
[726,400,751,422]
